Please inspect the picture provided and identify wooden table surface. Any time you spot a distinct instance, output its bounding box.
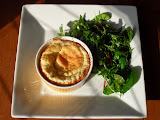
[0,0,160,120]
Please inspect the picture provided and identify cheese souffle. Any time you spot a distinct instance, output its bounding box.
[39,38,90,86]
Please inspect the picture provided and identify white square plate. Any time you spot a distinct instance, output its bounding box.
[11,5,147,119]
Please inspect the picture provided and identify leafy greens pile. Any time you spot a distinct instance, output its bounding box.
[58,13,134,95]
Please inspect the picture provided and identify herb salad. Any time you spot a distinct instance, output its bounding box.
[58,13,134,95]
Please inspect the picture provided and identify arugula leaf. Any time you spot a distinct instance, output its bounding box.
[113,51,125,60]
[104,44,115,52]
[57,24,64,36]
[122,27,134,43]
[83,31,91,40]
[126,27,134,42]
[119,57,127,69]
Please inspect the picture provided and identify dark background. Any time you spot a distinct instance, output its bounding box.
[0,0,160,100]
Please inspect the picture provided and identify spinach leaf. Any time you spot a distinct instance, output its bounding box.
[114,74,125,84]
[114,80,121,92]
[93,13,111,21]
[103,82,114,95]
[120,69,133,94]
[103,74,125,94]
[114,74,125,92]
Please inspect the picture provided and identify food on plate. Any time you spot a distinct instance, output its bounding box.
[39,38,90,86]
[58,13,135,95]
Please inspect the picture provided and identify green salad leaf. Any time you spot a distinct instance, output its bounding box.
[58,24,64,36]
[92,13,111,21]
[58,13,135,95]
[120,69,133,93]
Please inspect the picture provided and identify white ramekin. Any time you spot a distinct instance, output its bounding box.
[35,36,93,93]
